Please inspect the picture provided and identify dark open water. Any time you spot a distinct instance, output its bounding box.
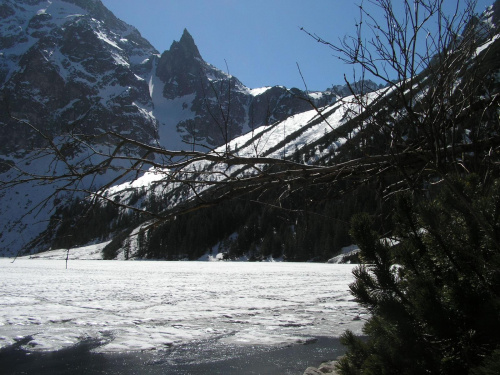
[1,336,345,375]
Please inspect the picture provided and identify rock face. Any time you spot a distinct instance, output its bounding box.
[156,29,206,99]
[0,0,159,155]
[330,80,384,98]
[0,0,163,255]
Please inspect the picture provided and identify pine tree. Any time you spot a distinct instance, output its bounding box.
[337,176,500,374]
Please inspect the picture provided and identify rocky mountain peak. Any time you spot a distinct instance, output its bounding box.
[156,29,207,98]
[177,28,201,59]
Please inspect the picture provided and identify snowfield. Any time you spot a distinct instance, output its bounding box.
[0,260,364,355]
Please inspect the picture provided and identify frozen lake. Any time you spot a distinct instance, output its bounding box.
[0,259,365,373]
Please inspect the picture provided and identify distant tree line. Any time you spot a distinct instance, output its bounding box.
[48,175,383,262]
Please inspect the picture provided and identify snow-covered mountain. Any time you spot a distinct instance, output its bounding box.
[2,0,498,259]
[0,0,337,256]
[0,0,336,154]
[151,28,338,150]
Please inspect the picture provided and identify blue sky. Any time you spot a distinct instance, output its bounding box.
[101,0,494,91]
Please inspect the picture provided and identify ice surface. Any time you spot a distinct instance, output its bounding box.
[0,260,364,354]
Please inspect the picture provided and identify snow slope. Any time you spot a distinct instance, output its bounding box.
[104,89,385,204]
[26,242,109,260]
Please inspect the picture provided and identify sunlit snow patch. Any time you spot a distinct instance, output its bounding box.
[106,168,168,196]
[27,242,110,260]
[247,86,273,96]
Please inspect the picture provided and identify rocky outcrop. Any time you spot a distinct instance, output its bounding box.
[329,80,384,98]
[327,246,361,264]
[304,360,340,375]
[156,28,210,99]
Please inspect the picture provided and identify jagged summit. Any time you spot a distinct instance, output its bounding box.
[163,28,201,60]
[155,29,207,98]
[177,28,201,59]
[152,28,337,148]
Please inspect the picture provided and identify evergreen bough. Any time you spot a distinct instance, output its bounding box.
[338,175,500,374]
